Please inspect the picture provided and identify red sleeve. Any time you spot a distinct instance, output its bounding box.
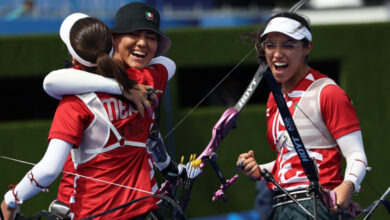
[125,65,168,98]
[148,63,168,98]
[57,154,74,205]
[48,95,93,146]
[320,85,361,139]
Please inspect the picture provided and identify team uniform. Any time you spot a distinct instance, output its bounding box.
[51,64,168,219]
[2,6,175,220]
[265,69,362,191]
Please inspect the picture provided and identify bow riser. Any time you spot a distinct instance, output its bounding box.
[197,107,239,168]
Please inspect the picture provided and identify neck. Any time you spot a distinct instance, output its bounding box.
[113,52,128,70]
[282,65,310,94]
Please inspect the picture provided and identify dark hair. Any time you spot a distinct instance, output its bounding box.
[254,12,311,63]
[70,17,135,92]
[111,2,171,57]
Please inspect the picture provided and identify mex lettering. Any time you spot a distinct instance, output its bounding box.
[101,97,146,137]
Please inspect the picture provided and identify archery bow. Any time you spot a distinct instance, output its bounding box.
[363,185,390,220]
[3,1,347,219]
[194,63,268,202]
[168,63,269,220]
[162,0,313,216]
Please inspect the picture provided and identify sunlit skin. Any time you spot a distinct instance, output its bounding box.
[113,29,158,70]
[111,29,159,116]
[264,32,312,93]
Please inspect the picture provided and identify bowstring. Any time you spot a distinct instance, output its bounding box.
[288,97,343,155]
[0,0,311,207]
[0,35,258,210]
[289,0,309,13]
[163,48,255,140]
[0,155,154,195]
[162,0,310,140]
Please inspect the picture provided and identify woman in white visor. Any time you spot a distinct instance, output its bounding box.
[237,12,367,220]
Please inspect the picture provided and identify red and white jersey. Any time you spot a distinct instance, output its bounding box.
[51,64,168,219]
[266,69,361,192]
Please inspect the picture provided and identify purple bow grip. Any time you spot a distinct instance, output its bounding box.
[322,190,337,208]
[212,174,239,202]
[196,107,240,167]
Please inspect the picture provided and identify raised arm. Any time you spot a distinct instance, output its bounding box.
[44,56,176,100]
[44,69,153,117]
[43,68,122,100]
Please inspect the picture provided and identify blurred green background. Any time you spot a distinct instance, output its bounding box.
[0,22,389,219]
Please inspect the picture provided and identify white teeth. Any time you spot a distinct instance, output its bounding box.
[274,62,287,67]
[132,51,146,57]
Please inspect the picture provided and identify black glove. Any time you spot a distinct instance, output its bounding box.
[160,160,186,185]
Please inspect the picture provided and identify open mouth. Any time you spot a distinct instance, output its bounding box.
[131,51,146,58]
[273,62,288,71]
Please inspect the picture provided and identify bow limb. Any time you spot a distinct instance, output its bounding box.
[197,63,268,165]
[161,63,270,209]
[163,0,312,212]
[191,64,269,202]
[194,0,311,185]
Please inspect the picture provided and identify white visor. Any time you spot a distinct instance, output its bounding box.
[261,17,312,41]
[60,13,98,67]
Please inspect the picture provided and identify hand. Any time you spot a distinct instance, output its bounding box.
[329,181,353,213]
[236,150,261,180]
[122,84,156,118]
[1,200,17,220]
[160,160,180,184]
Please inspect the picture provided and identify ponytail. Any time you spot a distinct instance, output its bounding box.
[69,17,137,92]
[96,53,136,92]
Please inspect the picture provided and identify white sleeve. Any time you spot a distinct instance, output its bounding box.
[43,69,122,100]
[148,56,176,80]
[4,139,72,208]
[259,161,275,173]
[337,130,368,192]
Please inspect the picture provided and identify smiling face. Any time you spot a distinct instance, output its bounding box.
[264,32,312,92]
[113,29,158,69]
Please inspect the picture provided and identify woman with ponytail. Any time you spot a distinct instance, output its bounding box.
[1,13,167,220]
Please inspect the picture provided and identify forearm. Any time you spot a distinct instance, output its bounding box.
[4,139,72,208]
[337,130,368,192]
[43,69,122,100]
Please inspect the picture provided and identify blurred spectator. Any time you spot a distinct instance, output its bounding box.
[6,0,35,20]
[254,180,273,220]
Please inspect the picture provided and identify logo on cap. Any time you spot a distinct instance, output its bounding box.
[146,12,154,21]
